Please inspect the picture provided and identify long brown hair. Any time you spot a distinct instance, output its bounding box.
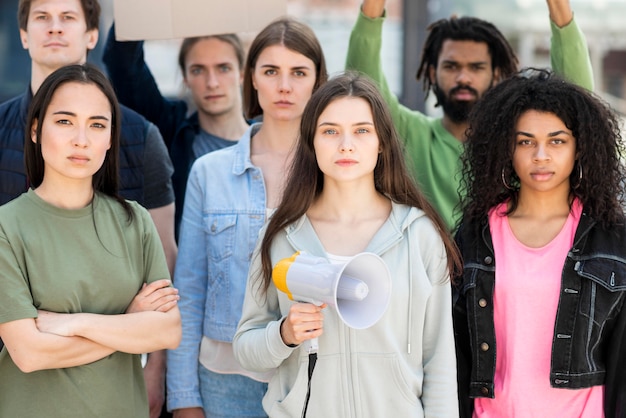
[243,17,328,119]
[257,72,462,293]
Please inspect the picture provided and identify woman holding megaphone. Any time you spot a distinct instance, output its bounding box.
[234,72,462,418]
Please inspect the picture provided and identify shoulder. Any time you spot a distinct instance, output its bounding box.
[0,94,26,119]
[119,104,148,129]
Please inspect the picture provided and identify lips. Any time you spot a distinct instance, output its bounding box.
[44,41,67,48]
[450,86,478,101]
[68,155,89,164]
[335,159,358,166]
[530,171,554,181]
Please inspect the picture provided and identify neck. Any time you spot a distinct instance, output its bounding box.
[512,186,572,220]
[34,179,95,210]
[30,64,55,95]
[441,114,469,142]
[31,58,86,95]
[197,109,249,141]
[312,180,387,221]
[252,117,300,153]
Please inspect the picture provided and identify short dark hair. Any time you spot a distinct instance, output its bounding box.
[25,64,133,220]
[460,68,625,229]
[243,17,328,119]
[416,16,518,98]
[177,34,245,75]
[18,0,101,31]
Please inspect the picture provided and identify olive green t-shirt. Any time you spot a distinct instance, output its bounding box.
[0,190,170,418]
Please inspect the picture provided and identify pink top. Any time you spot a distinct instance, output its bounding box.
[475,199,604,418]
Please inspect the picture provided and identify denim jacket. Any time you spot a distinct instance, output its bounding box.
[453,211,626,418]
[167,124,266,409]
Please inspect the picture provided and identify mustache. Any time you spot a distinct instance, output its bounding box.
[449,85,479,97]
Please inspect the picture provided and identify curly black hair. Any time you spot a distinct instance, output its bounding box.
[416,16,518,98]
[459,69,625,229]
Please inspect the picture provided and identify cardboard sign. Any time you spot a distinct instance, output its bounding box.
[114,0,287,41]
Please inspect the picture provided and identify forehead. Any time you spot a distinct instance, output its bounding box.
[515,110,569,131]
[318,97,372,121]
[185,38,239,65]
[28,0,84,16]
[256,44,315,69]
[438,39,491,65]
[46,82,110,114]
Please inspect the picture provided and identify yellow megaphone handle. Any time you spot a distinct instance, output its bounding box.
[272,252,300,300]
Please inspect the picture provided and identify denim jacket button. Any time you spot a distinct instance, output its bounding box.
[478,298,488,308]
[480,387,489,396]
[480,342,490,351]
[483,256,493,265]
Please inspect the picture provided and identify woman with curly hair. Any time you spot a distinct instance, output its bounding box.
[454,69,626,418]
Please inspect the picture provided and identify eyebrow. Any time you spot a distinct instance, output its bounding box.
[318,121,374,127]
[516,130,571,137]
[259,64,312,71]
[53,111,110,121]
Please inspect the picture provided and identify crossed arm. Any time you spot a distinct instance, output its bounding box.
[0,279,181,373]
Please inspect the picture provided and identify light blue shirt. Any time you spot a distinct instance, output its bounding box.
[167,123,267,410]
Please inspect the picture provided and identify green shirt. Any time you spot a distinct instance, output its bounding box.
[0,190,170,418]
[346,11,593,229]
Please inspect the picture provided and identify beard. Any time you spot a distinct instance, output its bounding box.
[433,84,481,124]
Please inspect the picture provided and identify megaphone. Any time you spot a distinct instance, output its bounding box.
[272,251,392,353]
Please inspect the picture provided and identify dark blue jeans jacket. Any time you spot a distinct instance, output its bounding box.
[453,211,626,418]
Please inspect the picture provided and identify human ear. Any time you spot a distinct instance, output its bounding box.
[20,29,29,50]
[86,28,99,51]
[30,120,38,143]
[493,67,502,85]
[428,65,436,84]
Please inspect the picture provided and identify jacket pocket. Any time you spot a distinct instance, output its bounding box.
[203,214,237,262]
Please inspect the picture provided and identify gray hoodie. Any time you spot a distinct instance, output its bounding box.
[234,202,459,418]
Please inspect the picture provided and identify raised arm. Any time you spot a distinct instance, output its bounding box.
[546,0,594,90]
[346,0,426,143]
[102,23,188,147]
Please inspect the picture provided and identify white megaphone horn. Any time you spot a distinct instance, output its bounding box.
[272,251,392,353]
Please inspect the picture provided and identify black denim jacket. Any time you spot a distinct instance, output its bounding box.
[453,211,626,418]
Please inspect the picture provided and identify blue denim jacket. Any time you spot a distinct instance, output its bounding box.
[167,124,266,409]
[454,211,626,418]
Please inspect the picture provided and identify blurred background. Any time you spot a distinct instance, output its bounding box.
[1,0,624,118]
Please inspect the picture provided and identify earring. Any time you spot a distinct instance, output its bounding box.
[573,162,583,189]
[501,168,514,190]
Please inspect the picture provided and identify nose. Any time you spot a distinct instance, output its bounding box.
[72,127,89,148]
[48,16,64,35]
[533,143,550,162]
[205,69,219,89]
[339,134,354,152]
[278,74,292,93]
[455,68,471,85]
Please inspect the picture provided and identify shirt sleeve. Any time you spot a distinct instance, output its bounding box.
[550,15,594,91]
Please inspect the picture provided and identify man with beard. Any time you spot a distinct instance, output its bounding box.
[346,0,593,229]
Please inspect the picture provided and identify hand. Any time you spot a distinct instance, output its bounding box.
[362,0,385,19]
[35,310,75,337]
[126,279,179,314]
[546,0,573,27]
[173,407,205,418]
[280,303,326,346]
[143,351,166,418]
